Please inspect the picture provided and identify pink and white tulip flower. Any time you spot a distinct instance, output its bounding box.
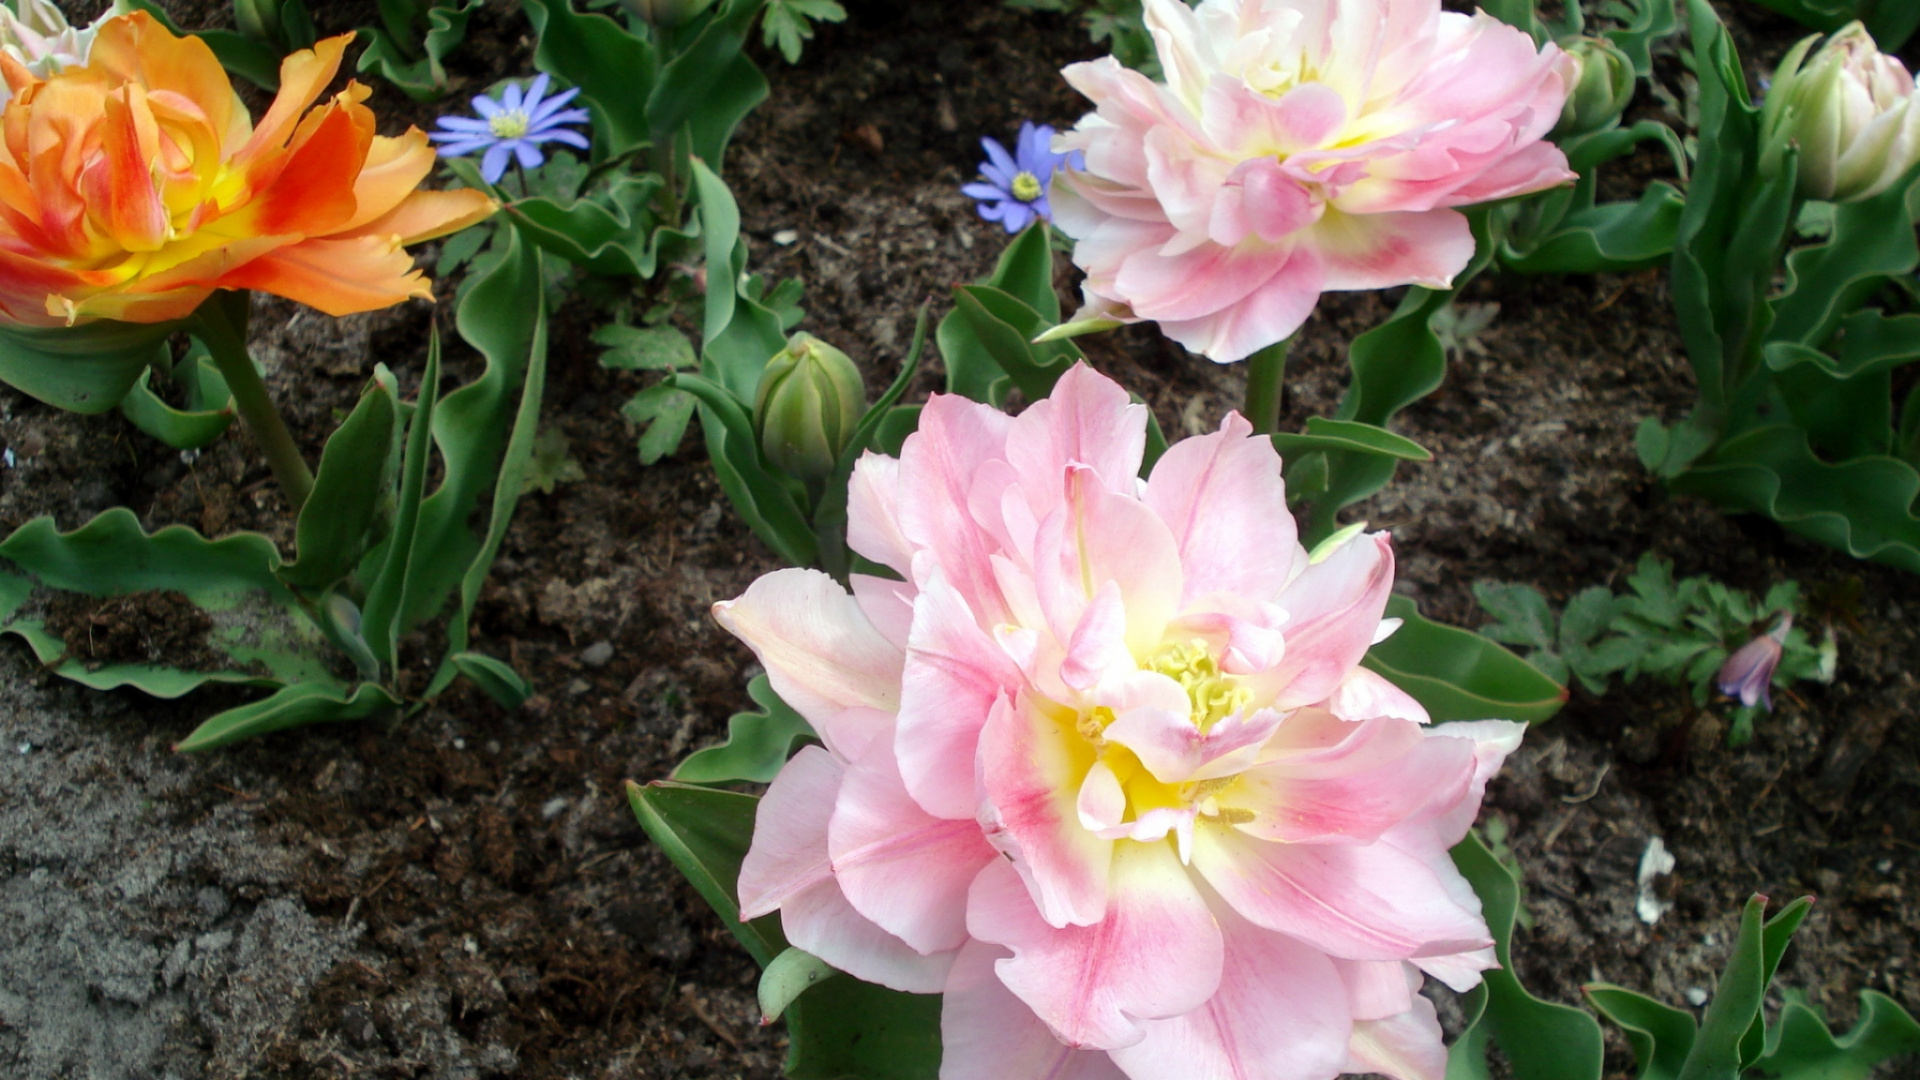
[718,363,1525,1080]
[1051,0,1577,362]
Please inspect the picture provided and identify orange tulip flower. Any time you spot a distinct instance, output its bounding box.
[0,12,496,327]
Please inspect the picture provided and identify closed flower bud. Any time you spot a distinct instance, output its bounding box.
[1556,37,1636,136]
[1760,22,1920,202]
[1717,614,1792,710]
[619,0,716,27]
[753,334,866,480]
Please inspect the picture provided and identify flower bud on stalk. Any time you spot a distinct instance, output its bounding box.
[1555,37,1636,136]
[753,334,866,480]
[1717,614,1792,710]
[1760,22,1920,202]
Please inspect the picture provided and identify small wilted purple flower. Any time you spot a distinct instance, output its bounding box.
[432,73,591,184]
[962,121,1080,233]
[1719,614,1793,709]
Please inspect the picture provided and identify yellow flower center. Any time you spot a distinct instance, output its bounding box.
[1011,170,1043,202]
[489,109,531,140]
[1147,638,1252,731]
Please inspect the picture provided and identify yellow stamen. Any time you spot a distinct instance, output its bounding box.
[1011,170,1043,202]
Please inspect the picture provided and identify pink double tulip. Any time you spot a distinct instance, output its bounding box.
[1052,0,1576,362]
[719,364,1525,1080]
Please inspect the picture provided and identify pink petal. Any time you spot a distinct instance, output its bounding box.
[1029,469,1184,660]
[1155,245,1325,363]
[967,849,1223,1050]
[1105,698,1286,785]
[1005,363,1149,504]
[1201,76,1348,158]
[1113,232,1292,322]
[1109,903,1352,1080]
[851,573,917,649]
[1222,715,1475,844]
[897,392,1018,624]
[1415,945,1499,992]
[896,569,1026,820]
[1220,157,1323,247]
[847,451,914,576]
[1141,410,1297,604]
[713,569,903,761]
[1345,994,1448,1080]
[1248,531,1395,710]
[829,745,998,955]
[1312,208,1477,292]
[781,877,955,994]
[1417,719,1527,848]
[1333,958,1420,1022]
[1191,826,1491,962]
[941,940,1131,1080]
[739,746,844,919]
[977,693,1113,928]
[1060,581,1134,692]
[1322,667,1430,724]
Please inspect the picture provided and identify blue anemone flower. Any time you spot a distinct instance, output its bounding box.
[962,121,1081,233]
[432,73,591,184]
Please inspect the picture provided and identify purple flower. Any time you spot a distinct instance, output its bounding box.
[431,73,591,184]
[1718,614,1792,709]
[962,121,1081,233]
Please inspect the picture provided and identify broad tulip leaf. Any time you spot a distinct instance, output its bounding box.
[119,359,235,450]
[0,509,336,696]
[1504,181,1685,274]
[1584,985,1696,1080]
[0,320,177,415]
[674,674,815,783]
[670,372,817,566]
[938,222,1057,407]
[450,651,532,710]
[279,374,400,590]
[505,173,684,279]
[1771,167,1920,349]
[1676,895,1813,1079]
[1448,831,1606,1080]
[686,52,768,170]
[649,0,765,156]
[1365,595,1569,724]
[952,285,1081,403]
[1270,417,1432,462]
[355,0,479,100]
[360,332,441,670]
[522,0,658,158]
[175,681,401,752]
[627,780,786,965]
[1753,990,1920,1078]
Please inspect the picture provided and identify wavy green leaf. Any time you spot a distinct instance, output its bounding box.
[360,332,440,670]
[355,0,478,100]
[505,173,692,279]
[175,681,400,752]
[951,285,1081,403]
[279,375,399,591]
[118,357,235,450]
[649,0,766,157]
[0,319,177,415]
[1753,990,1920,1078]
[1364,596,1569,724]
[938,223,1057,406]
[674,674,815,783]
[1270,417,1431,462]
[522,0,658,158]
[1584,984,1696,1080]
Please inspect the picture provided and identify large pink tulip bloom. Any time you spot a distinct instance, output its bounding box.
[1052,0,1577,362]
[720,363,1525,1080]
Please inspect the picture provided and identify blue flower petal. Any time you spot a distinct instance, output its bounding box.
[471,93,502,119]
[434,116,493,133]
[434,138,495,157]
[962,181,1009,201]
[1000,202,1035,233]
[531,87,583,122]
[535,107,591,130]
[481,142,514,183]
[513,140,544,169]
[980,136,1018,180]
[521,72,551,114]
[529,128,591,149]
[500,82,524,111]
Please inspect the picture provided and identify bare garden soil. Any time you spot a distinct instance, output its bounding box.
[2,1,1918,1078]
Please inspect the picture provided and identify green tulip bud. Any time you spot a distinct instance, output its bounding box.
[619,0,716,28]
[754,333,867,480]
[1555,37,1636,137]
[1760,22,1920,203]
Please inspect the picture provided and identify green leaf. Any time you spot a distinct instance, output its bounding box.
[450,651,532,710]
[951,285,1081,403]
[762,0,845,63]
[650,0,765,155]
[1270,417,1432,462]
[354,0,479,100]
[1504,181,1686,274]
[673,674,815,783]
[198,28,284,90]
[521,0,658,158]
[1364,595,1569,724]
[1584,984,1697,1080]
[1753,990,1920,1079]
[621,383,698,464]
[671,372,817,566]
[520,426,584,495]
[399,226,543,634]
[278,375,399,591]
[1472,582,1557,651]
[937,223,1058,406]
[0,509,336,696]
[360,330,440,671]
[1448,830,1607,1080]
[1676,896,1810,1079]
[505,173,691,279]
[758,947,835,1024]
[626,780,785,965]
[0,319,179,415]
[175,681,401,752]
[118,358,235,451]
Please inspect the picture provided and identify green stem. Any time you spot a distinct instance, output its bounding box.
[195,290,315,512]
[1243,337,1292,435]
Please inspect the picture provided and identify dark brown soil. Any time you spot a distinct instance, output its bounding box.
[3,3,1918,1080]
[38,590,220,670]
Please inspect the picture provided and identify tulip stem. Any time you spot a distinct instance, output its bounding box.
[1243,337,1291,435]
[195,291,315,513]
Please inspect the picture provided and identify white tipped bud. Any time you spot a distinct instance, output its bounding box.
[1760,22,1920,202]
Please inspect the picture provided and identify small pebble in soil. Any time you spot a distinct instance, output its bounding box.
[581,641,615,668]
[541,797,570,820]
[773,229,799,246]
[1686,988,1709,1007]
[566,678,591,696]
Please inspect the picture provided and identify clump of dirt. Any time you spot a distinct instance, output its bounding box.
[39,589,221,670]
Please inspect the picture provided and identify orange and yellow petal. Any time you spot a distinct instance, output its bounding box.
[344,187,497,246]
[214,234,433,316]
